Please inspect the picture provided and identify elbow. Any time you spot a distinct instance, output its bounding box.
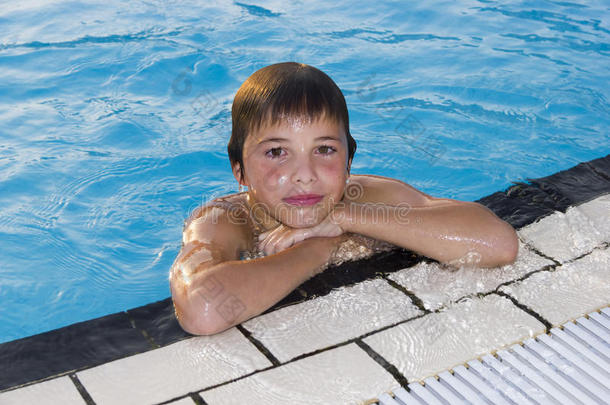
[174,301,232,336]
[179,317,227,337]
[171,284,233,336]
[495,224,519,267]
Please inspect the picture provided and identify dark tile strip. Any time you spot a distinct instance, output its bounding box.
[586,155,610,181]
[1,154,609,392]
[69,374,96,405]
[355,339,410,387]
[127,298,192,347]
[0,312,151,391]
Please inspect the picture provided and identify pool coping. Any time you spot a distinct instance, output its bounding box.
[1,154,609,394]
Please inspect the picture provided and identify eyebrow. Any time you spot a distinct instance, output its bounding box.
[257,135,342,145]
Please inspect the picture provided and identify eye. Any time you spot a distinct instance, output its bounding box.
[265,147,285,159]
[317,145,337,155]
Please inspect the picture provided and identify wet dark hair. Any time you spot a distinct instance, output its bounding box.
[228,62,356,180]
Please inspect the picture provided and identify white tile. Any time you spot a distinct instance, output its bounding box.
[200,343,397,405]
[518,202,606,263]
[499,247,610,326]
[363,294,545,382]
[77,327,271,405]
[577,194,610,242]
[242,278,422,362]
[0,377,84,405]
[388,240,553,311]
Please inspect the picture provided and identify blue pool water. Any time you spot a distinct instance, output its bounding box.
[0,1,608,344]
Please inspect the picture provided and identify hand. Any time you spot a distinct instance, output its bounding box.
[257,213,344,256]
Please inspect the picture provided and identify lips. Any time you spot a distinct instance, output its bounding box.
[282,194,323,206]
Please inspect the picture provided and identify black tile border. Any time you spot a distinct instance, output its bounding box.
[0,312,152,391]
[1,154,608,392]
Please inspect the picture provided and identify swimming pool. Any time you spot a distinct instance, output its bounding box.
[0,0,608,344]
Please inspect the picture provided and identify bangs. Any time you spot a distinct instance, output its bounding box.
[234,62,349,135]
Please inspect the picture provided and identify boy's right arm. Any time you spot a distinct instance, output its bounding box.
[169,206,338,336]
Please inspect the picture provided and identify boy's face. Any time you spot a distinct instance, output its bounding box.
[235,114,351,229]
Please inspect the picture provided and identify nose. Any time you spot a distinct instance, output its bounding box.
[291,154,317,185]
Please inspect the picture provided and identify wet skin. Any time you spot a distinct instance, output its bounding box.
[169,115,519,335]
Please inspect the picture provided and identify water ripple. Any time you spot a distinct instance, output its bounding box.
[234,2,282,18]
[0,27,184,50]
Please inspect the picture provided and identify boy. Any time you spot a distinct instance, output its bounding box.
[170,62,518,336]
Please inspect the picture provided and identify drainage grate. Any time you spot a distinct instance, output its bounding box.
[376,307,610,405]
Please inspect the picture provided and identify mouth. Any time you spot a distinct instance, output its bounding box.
[282,194,323,207]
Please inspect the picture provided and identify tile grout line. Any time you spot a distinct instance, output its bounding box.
[354,339,410,388]
[125,311,161,350]
[494,290,553,331]
[516,236,562,266]
[236,324,281,366]
[189,392,208,405]
[156,391,208,405]
[494,263,558,291]
[381,274,430,314]
[195,312,431,395]
[561,242,610,265]
[69,374,96,405]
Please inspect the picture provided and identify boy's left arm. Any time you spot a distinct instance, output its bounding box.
[335,181,519,268]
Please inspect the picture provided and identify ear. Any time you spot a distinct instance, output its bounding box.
[232,162,247,186]
[346,157,352,175]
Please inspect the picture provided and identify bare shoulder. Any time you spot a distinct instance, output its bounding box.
[348,174,453,207]
[182,192,254,260]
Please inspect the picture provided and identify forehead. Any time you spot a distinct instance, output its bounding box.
[246,114,345,144]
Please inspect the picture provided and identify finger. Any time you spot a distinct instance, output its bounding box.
[260,228,284,255]
[266,228,304,255]
[257,226,282,252]
[258,231,269,241]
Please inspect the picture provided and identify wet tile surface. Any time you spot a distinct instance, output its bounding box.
[242,278,422,362]
[127,297,192,347]
[518,201,607,263]
[363,294,545,382]
[528,161,610,211]
[576,193,610,242]
[0,377,84,405]
[476,184,558,229]
[0,312,151,391]
[76,327,271,405]
[499,246,610,326]
[200,343,397,405]
[388,240,554,311]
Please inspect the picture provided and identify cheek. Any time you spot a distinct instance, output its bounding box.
[250,161,289,196]
[318,159,347,178]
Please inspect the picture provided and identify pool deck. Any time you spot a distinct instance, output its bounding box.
[1,155,609,404]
